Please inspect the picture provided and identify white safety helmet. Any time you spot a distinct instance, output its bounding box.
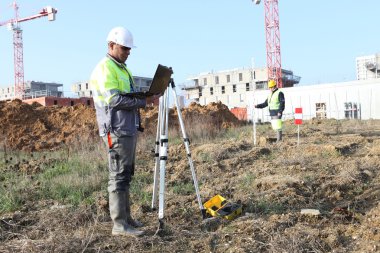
[107,27,136,48]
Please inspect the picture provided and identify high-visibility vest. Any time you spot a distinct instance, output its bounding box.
[91,57,135,107]
[268,89,281,110]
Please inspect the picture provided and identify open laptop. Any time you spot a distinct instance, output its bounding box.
[132,64,173,97]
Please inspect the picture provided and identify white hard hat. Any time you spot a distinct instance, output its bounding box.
[107,27,136,48]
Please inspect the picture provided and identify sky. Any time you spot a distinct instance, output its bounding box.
[0,1,379,97]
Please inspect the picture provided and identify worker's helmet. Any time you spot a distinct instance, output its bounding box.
[107,27,136,48]
[268,80,277,88]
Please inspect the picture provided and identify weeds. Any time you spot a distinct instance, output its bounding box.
[240,172,255,189]
[0,142,108,213]
[130,172,153,205]
[171,182,195,195]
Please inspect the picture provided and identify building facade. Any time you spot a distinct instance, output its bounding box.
[181,67,300,108]
[71,76,153,97]
[356,53,380,80]
[0,81,63,100]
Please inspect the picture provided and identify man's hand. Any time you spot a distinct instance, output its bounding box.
[146,94,162,105]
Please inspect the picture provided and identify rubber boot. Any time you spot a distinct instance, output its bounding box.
[125,188,143,228]
[109,192,144,237]
[276,130,283,142]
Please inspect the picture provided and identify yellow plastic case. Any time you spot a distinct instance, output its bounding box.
[203,195,242,220]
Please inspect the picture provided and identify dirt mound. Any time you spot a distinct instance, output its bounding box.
[0,100,242,151]
[0,99,98,151]
[140,101,243,135]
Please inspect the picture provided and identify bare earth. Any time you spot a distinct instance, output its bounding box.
[0,100,379,252]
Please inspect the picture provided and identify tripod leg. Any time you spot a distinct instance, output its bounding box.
[170,81,206,218]
[158,89,169,220]
[151,96,162,210]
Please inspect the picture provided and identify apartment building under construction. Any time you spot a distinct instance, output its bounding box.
[182,67,300,108]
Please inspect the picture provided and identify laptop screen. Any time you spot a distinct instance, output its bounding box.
[149,64,173,94]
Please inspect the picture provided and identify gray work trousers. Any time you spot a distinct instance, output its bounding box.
[102,133,137,193]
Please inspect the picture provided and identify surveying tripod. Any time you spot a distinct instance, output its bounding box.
[151,78,206,227]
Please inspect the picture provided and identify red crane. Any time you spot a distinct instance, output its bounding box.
[0,1,57,99]
[254,0,283,88]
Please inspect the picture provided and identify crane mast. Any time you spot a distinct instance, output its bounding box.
[0,1,57,99]
[255,0,283,88]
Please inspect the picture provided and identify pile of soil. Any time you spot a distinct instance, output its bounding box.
[0,99,98,151]
[140,101,243,135]
[0,100,242,151]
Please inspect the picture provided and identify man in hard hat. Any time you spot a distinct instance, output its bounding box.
[254,80,285,142]
[90,27,160,237]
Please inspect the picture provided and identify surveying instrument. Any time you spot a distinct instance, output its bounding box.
[150,73,206,229]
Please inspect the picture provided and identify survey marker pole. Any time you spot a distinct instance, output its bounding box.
[252,102,257,146]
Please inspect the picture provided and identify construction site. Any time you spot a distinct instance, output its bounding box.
[1,1,380,253]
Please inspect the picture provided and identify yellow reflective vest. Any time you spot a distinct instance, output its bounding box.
[90,55,146,136]
[268,89,281,110]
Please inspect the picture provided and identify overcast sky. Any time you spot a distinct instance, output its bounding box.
[0,0,379,96]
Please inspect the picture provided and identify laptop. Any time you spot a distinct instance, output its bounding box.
[132,64,173,97]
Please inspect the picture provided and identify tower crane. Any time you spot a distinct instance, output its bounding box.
[253,0,283,88]
[0,1,57,99]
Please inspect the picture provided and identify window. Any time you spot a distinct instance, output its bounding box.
[210,87,214,95]
[315,103,326,119]
[239,73,243,81]
[344,102,359,119]
[71,101,74,106]
[78,84,81,90]
[227,75,230,83]
[221,86,225,94]
[215,76,219,84]
[246,83,250,91]
[199,88,202,97]
[86,83,88,89]
[253,71,256,80]
[90,90,93,96]
[87,100,91,106]
[233,84,236,93]
[203,78,207,85]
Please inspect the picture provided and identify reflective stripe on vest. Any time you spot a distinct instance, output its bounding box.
[90,57,134,107]
[268,89,281,110]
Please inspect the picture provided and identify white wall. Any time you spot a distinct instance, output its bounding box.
[247,79,380,122]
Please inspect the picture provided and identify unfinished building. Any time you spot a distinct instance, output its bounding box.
[181,67,300,108]
[0,81,63,101]
[356,53,380,80]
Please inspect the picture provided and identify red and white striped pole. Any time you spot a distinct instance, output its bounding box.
[294,108,303,146]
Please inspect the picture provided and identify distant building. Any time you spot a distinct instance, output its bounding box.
[23,96,94,107]
[356,53,380,80]
[181,67,300,107]
[0,81,63,101]
[71,75,153,97]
